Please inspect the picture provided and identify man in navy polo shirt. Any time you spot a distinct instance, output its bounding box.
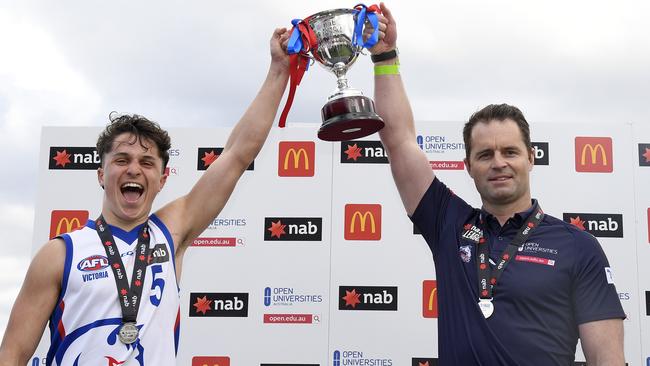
[369,4,625,365]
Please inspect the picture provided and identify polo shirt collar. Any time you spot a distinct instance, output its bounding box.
[480,199,539,231]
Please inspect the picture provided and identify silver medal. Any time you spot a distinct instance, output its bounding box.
[118,322,139,344]
[478,299,494,319]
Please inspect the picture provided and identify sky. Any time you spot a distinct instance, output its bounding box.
[1,0,649,335]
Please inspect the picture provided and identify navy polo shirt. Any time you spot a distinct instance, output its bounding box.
[411,178,625,366]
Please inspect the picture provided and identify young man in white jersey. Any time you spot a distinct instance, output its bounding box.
[0,28,291,366]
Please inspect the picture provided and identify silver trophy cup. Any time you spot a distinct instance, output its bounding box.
[305,8,384,141]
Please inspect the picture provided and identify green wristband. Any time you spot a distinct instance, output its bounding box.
[374,64,400,75]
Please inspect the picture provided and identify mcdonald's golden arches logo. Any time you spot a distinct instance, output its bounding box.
[344,204,381,240]
[191,356,230,366]
[278,141,315,177]
[422,280,438,318]
[574,137,613,173]
[49,210,89,239]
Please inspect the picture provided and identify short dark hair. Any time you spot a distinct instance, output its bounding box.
[463,103,531,160]
[96,113,172,172]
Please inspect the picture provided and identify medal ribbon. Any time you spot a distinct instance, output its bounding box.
[278,18,317,128]
[353,4,380,49]
[96,215,151,324]
[476,205,544,300]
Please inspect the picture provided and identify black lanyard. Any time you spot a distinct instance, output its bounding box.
[95,215,150,324]
[475,206,544,300]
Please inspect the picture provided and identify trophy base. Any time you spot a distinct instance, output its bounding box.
[318,95,384,141]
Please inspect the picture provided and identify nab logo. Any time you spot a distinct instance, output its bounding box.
[49,147,100,170]
[563,213,623,238]
[344,204,381,240]
[422,280,438,318]
[198,148,254,171]
[76,255,109,272]
[189,292,249,317]
[278,141,315,177]
[264,217,322,241]
[149,243,170,264]
[192,356,230,366]
[531,142,549,166]
[575,137,613,172]
[412,358,439,366]
[338,286,398,311]
[340,140,388,164]
[639,143,650,166]
[50,210,88,239]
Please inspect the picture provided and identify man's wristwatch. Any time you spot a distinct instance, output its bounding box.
[371,49,398,63]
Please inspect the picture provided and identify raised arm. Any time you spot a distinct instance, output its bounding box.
[373,3,434,215]
[0,239,64,366]
[157,28,291,253]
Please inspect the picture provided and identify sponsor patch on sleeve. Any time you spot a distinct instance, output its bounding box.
[604,267,614,284]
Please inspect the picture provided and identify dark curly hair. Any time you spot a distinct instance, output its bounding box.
[463,103,531,160]
[96,112,172,172]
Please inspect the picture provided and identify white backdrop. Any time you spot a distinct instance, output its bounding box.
[29,122,648,365]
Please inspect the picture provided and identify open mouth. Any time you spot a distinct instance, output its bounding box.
[121,182,144,203]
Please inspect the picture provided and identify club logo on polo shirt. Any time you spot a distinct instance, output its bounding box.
[340,141,388,163]
[279,141,315,177]
[338,286,398,311]
[412,358,438,366]
[197,147,254,171]
[531,142,549,165]
[574,137,613,172]
[422,280,438,318]
[50,210,89,239]
[344,204,381,240]
[49,147,101,170]
[192,356,230,366]
[189,292,248,317]
[563,213,623,238]
[264,217,322,241]
[639,143,650,166]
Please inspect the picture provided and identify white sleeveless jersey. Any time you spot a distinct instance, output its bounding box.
[46,215,180,366]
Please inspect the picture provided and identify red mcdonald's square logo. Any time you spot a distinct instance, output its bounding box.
[278,141,315,177]
[50,210,89,239]
[423,280,438,318]
[192,356,230,366]
[344,204,382,240]
[574,137,613,172]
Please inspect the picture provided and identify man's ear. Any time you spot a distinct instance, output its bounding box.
[97,167,105,189]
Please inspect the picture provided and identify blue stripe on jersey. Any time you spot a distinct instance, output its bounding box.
[54,317,122,365]
[150,214,178,290]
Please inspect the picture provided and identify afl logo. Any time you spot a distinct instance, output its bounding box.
[77,255,109,272]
